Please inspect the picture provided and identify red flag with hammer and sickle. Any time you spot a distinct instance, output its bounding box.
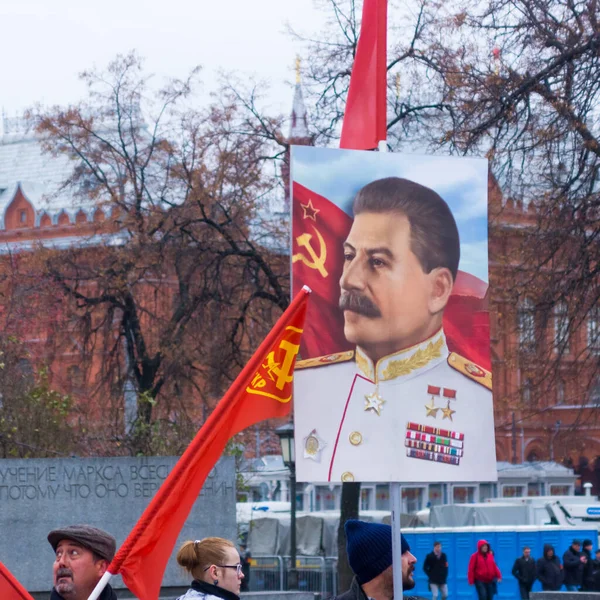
[292,182,354,359]
[102,288,310,600]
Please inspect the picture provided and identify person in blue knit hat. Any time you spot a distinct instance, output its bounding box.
[334,520,426,600]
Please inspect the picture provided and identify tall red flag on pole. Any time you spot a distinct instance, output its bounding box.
[88,287,311,600]
[0,562,34,600]
[340,0,388,149]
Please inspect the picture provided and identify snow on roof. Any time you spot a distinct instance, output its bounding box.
[0,132,95,227]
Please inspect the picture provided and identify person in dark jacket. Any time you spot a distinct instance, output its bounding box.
[240,546,251,592]
[563,539,586,591]
[536,544,563,591]
[423,541,448,600]
[592,549,600,592]
[334,520,426,600]
[581,539,595,591]
[512,546,536,599]
[48,524,118,600]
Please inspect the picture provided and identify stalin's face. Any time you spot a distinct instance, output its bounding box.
[340,211,452,362]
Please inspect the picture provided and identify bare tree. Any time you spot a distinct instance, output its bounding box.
[23,53,291,455]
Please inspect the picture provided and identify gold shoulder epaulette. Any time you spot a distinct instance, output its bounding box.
[296,350,355,370]
[448,352,492,391]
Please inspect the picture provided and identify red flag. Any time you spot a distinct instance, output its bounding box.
[106,288,310,600]
[292,182,353,358]
[340,0,388,150]
[0,562,34,600]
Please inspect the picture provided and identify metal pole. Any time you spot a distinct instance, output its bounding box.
[289,462,299,589]
[511,412,517,464]
[390,482,404,600]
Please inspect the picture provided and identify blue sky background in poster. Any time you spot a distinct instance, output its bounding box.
[292,147,489,283]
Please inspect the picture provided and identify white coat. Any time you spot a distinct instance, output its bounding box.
[293,329,495,483]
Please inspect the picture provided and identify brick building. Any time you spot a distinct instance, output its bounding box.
[488,177,600,490]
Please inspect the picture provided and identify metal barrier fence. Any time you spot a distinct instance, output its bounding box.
[248,556,338,597]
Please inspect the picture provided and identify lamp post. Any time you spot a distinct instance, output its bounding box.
[276,422,298,589]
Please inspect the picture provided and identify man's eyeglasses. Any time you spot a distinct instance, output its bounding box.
[205,564,243,576]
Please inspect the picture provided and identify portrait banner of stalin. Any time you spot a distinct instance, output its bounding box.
[290,147,496,484]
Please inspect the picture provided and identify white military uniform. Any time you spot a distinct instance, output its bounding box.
[293,329,495,483]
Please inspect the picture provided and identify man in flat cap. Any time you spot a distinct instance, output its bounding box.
[335,520,426,600]
[48,524,117,600]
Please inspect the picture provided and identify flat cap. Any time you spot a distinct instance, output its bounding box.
[48,525,116,562]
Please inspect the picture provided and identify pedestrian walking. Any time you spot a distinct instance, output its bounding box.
[580,539,595,591]
[468,540,502,600]
[591,549,600,592]
[423,541,448,600]
[511,546,536,599]
[536,544,563,591]
[563,539,586,591]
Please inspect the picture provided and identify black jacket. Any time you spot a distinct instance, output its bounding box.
[424,551,448,585]
[591,559,600,592]
[581,548,595,590]
[536,545,563,591]
[51,583,117,600]
[334,575,427,600]
[512,555,536,586]
[563,546,584,586]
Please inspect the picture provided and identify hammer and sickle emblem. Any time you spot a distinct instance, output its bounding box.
[292,226,328,278]
[267,338,301,391]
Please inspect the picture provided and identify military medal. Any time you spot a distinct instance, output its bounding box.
[425,385,441,418]
[303,429,326,462]
[364,391,385,416]
[405,422,464,466]
[441,401,455,421]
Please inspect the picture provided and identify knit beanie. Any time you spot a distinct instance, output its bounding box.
[344,520,410,584]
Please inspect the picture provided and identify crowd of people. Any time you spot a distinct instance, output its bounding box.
[45,521,600,600]
[516,539,600,596]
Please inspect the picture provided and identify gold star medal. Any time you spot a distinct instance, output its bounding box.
[425,401,440,418]
[442,400,455,421]
[303,429,326,462]
[364,391,385,416]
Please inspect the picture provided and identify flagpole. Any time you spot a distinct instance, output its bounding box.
[87,570,112,600]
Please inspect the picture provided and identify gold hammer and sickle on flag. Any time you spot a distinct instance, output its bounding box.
[267,338,301,390]
[292,226,328,278]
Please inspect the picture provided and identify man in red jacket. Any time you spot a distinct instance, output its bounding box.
[468,540,502,600]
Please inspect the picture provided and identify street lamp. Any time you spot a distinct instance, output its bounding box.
[276,422,298,590]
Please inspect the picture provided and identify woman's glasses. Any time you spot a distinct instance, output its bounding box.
[205,564,243,576]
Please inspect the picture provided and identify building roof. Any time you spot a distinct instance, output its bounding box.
[0,132,96,226]
[497,460,576,479]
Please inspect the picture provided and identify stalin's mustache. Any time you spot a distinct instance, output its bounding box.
[339,291,382,318]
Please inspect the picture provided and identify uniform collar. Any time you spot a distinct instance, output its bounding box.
[355,329,448,383]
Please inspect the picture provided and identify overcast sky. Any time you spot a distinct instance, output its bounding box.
[0,0,324,119]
